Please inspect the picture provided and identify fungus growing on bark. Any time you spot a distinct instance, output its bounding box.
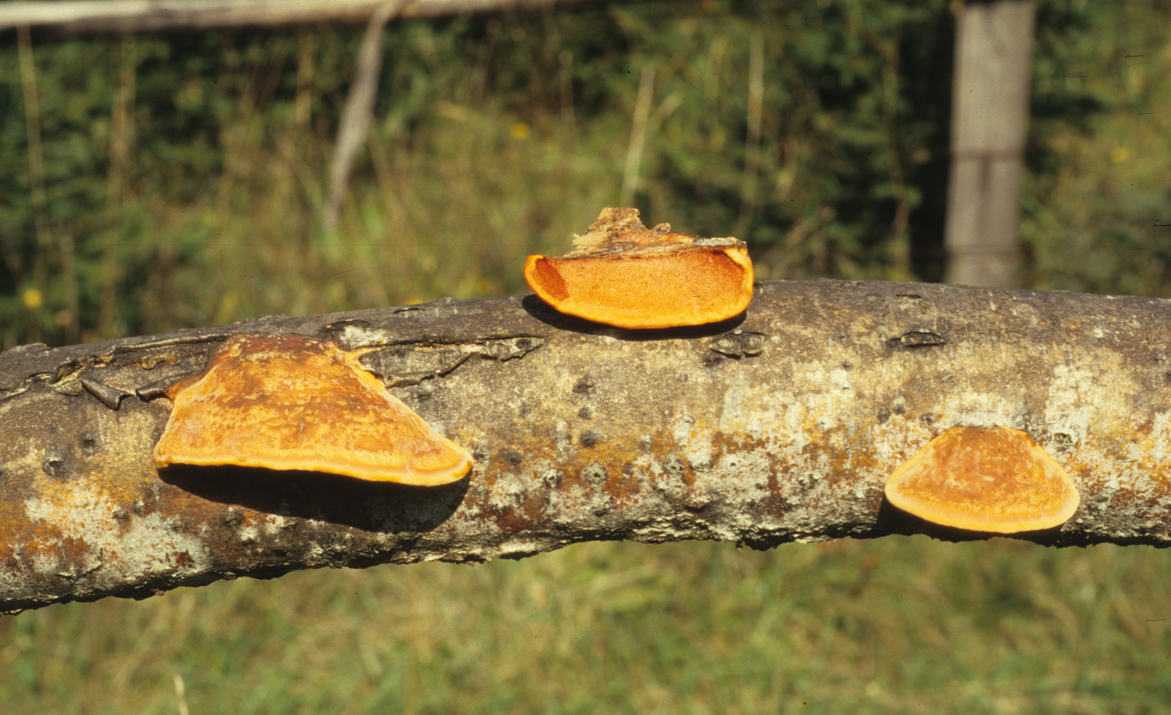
[884,426,1079,533]
[524,207,754,329]
[153,334,473,486]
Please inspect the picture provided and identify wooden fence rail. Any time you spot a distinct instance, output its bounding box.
[0,0,616,33]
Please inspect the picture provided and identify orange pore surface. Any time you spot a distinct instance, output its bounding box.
[524,245,754,329]
[884,426,1080,533]
[152,334,472,486]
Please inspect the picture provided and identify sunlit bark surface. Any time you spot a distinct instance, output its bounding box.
[3,280,1171,613]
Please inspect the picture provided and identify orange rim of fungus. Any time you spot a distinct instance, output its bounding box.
[884,426,1080,533]
[152,334,473,486]
[524,207,754,329]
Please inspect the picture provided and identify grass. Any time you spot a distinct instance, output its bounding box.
[4,538,1171,714]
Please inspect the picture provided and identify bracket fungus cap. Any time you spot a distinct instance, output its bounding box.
[524,207,754,329]
[153,334,473,486]
[884,426,1080,533]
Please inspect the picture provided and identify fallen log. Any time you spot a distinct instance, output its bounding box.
[2,279,1170,613]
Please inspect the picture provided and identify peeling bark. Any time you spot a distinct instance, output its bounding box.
[3,280,1171,613]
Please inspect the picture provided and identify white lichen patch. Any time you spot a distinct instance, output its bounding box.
[497,539,555,557]
[786,359,856,433]
[690,450,773,506]
[260,515,291,535]
[21,487,211,589]
[236,525,259,544]
[682,435,714,471]
[1043,359,1132,441]
[1036,356,1152,499]
[718,383,751,424]
[1143,411,1171,471]
[545,481,611,526]
[486,470,532,511]
[933,391,1021,429]
[670,409,695,444]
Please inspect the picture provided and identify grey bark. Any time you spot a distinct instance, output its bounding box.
[944,0,1036,288]
[0,0,620,33]
[3,279,1171,614]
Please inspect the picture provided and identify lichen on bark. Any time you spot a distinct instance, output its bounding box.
[2,280,1171,613]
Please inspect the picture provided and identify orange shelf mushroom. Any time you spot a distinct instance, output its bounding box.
[153,334,473,486]
[884,426,1080,533]
[524,207,754,329]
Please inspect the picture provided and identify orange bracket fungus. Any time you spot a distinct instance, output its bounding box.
[884,426,1080,533]
[523,207,754,329]
[153,334,473,486]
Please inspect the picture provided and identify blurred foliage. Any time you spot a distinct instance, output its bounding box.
[1022,1,1171,295]
[1,0,1165,348]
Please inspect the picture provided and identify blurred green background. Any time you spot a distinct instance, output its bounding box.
[2,1,1171,712]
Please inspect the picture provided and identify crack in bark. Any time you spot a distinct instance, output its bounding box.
[2,279,1171,613]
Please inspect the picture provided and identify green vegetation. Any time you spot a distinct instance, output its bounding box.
[4,539,1171,714]
[4,0,1165,346]
[2,1,1171,712]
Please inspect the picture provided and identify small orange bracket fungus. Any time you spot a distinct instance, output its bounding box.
[884,426,1080,533]
[523,207,754,329]
[152,334,473,486]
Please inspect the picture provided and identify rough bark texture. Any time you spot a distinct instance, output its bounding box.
[3,279,1171,613]
[0,0,619,33]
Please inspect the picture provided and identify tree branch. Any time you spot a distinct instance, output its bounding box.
[3,279,1170,613]
[323,0,407,232]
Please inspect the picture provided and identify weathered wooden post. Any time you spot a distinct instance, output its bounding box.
[944,0,1036,287]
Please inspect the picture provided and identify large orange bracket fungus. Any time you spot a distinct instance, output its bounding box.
[523,207,755,329]
[884,426,1080,534]
[153,334,473,486]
